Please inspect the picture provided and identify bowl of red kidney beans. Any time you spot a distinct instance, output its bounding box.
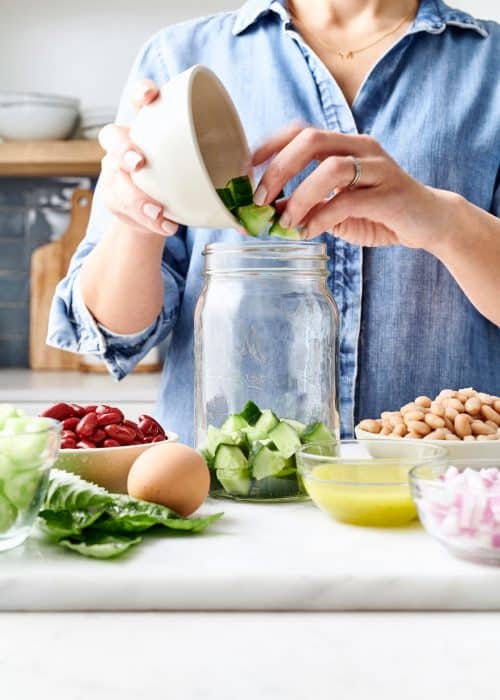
[40,402,178,493]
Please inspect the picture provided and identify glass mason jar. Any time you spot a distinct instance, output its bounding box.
[194,241,339,501]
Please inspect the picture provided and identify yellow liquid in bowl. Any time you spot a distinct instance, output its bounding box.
[303,463,417,527]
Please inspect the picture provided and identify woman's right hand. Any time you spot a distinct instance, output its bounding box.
[98,79,179,237]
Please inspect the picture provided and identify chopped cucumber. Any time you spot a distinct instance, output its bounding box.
[254,409,280,436]
[237,204,275,237]
[250,474,300,499]
[238,401,262,426]
[268,421,302,458]
[216,469,251,497]
[228,175,254,207]
[301,422,335,445]
[206,426,238,457]
[250,445,293,481]
[4,469,42,510]
[242,426,268,445]
[269,219,301,240]
[221,414,249,433]
[214,444,248,472]
[282,419,307,437]
[200,448,215,471]
[216,187,236,211]
[0,488,17,532]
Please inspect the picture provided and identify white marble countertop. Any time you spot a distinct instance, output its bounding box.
[0,368,160,402]
[2,499,500,612]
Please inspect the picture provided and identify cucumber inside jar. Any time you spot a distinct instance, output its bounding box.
[201,401,335,501]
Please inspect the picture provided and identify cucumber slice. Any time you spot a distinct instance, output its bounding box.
[254,409,280,436]
[237,204,275,236]
[206,426,237,457]
[0,488,17,533]
[214,444,248,472]
[242,426,268,445]
[269,219,301,240]
[301,422,336,453]
[238,401,262,426]
[250,445,293,481]
[4,469,42,510]
[282,419,307,437]
[268,421,302,458]
[216,469,252,497]
[221,414,249,433]
[216,187,236,211]
[228,175,254,207]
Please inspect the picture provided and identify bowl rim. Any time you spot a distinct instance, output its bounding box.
[56,430,178,454]
[409,460,500,489]
[296,439,448,486]
[355,425,500,447]
[0,90,79,106]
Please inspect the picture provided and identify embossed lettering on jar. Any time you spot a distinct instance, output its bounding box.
[194,241,340,501]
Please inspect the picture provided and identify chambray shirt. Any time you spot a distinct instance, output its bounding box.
[48,0,500,446]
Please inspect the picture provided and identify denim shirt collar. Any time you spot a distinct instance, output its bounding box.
[232,0,489,38]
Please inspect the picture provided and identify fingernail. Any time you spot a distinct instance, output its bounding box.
[143,203,161,220]
[254,184,267,206]
[134,83,155,102]
[123,150,143,171]
[161,219,177,235]
[279,212,292,229]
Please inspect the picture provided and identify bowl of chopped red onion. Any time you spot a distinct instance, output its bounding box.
[410,461,500,566]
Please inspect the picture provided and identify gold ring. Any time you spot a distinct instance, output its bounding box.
[348,155,362,189]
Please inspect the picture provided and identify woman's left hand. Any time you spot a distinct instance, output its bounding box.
[252,124,452,249]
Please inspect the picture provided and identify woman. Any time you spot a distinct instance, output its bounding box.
[48,0,500,445]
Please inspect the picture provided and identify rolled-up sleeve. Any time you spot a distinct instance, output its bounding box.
[47,34,186,380]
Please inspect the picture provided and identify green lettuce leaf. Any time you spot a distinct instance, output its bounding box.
[44,469,112,512]
[38,507,107,539]
[59,531,142,559]
[95,494,224,534]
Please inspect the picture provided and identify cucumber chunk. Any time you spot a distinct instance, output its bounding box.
[214,444,248,472]
[206,426,238,457]
[301,422,336,452]
[250,445,293,481]
[242,426,268,445]
[268,421,302,458]
[216,187,236,211]
[237,204,275,237]
[4,469,42,510]
[282,419,307,437]
[269,219,301,240]
[216,469,252,497]
[221,414,249,433]
[228,175,254,207]
[238,401,262,426]
[254,409,280,436]
[0,488,17,533]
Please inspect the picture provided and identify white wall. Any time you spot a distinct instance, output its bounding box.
[0,0,497,110]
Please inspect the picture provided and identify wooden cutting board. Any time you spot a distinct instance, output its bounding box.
[30,188,93,370]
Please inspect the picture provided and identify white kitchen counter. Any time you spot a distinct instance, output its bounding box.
[2,499,500,612]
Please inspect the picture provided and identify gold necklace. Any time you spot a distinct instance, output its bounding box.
[288,3,417,60]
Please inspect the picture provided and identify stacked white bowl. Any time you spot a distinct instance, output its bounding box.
[79,107,116,139]
[0,91,79,141]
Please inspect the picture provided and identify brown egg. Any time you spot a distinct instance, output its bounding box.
[127,442,210,516]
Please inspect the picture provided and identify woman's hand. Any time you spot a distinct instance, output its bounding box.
[98,79,178,238]
[253,124,448,249]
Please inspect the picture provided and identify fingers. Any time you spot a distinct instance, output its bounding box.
[280,155,381,229]
[252,122,306,166]
[131,79,160,111]
[99,124,145,173]
[302,187,383,239]
[101,158,178,237]
[254,128,375,206]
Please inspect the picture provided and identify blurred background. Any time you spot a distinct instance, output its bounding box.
[0,0,498,109]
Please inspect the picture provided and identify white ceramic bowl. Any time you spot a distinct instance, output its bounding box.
[0,91,79,141]
[130,65,251,229]
[54,431,178,494]
[355,425,500,460]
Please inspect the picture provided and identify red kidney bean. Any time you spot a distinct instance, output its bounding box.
[61,437,77,449]
[71,404,86,417]
[83,405,98,414]
[76,412,98,437]
[62,417,80,431]
[104,424,136,445]
[143,436,154,443]
[130,440,143,445]
[91,429,107,445]
[140,414,166,436]
[95,404,112,415]
[40,402,74,421]
[103,439,120,448]
[135,428,145,442]
[76,439,96,449]
[96,410,124,427]
[123,419,138,430]
[152,435,165,443]
[61,429,77,440]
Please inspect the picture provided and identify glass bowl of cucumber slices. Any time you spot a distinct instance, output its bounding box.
[0,405,61,552]
[200,401,336,502]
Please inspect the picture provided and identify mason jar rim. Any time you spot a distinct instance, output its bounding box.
[203,240,327,259]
